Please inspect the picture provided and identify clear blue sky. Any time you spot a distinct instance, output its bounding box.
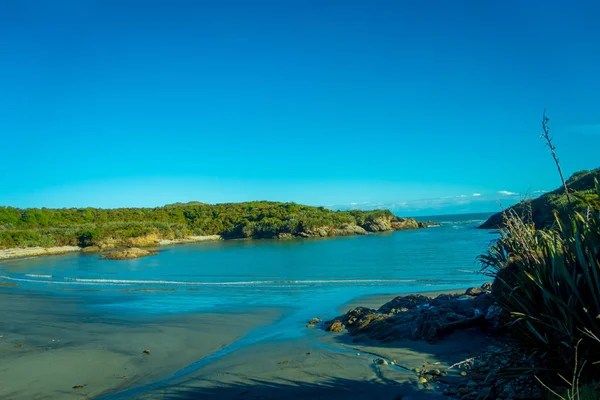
[1,0,599,215]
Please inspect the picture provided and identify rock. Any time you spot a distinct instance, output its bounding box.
[334,224,368,236]
[277,233,293,239]
[325,321,345,332]
[325,292,494,343]
[81,246,101,253]
[309,318,320,324]
[103,247,157,260]
[72,384,87,390]
[417,220,441,228]
[458,388,469,395]
[362,216,393,232]
[374,358,388,366]
[306,323,315,328]
[143,349,150,355]
[277,360,288,365]
[485,305,504,331]
[481,282,492,291]
[391,218,419,230]
[465,287,485,296]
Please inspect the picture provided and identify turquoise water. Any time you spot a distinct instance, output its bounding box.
[0,213,497,318]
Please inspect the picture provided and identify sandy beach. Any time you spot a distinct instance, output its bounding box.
[130,310,494,400]
[0,246,82,260]
[0,288,282,400]
[0,285,496,400]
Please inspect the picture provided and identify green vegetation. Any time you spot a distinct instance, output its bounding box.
[479,168,600,229]
[0,202,401,249]
[479,113,600,394]
[480,191,600,374]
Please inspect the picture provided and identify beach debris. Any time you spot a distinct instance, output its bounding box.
[374,358,388,366]
[460,371,467,376]
[72,384,87,390]
[13,343,25,348]
[277,360,289,365]
[419,377,428,383]
[143,349,151,355]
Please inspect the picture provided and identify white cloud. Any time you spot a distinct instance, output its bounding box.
[498,190,519,196]
[472,193,482,197]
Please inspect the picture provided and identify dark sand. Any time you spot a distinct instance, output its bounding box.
[0,287,491,400]
[0,288,281,400]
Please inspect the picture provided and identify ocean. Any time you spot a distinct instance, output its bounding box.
[0,212,497,319]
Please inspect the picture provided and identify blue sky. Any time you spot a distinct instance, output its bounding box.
[1,1,599,215]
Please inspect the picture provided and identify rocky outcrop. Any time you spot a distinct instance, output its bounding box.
[325,284,498,343]
[391,218,419,230]
[418,220,441,228]
[334,223,368,236]
[362,216,393,232]
[361,215,437,233]
[103,247,157,260]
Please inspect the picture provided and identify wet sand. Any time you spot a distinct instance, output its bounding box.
[0,286,490,399]
[0,289,282,400]
[103,289,493,400]
[134,324,493,399]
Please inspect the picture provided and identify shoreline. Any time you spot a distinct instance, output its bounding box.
[0,282,492,399]
[0,226,438,261]
[0,236,225,260]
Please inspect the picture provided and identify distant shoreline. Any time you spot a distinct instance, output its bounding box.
[0,235,225,261]
[0,230,430,261]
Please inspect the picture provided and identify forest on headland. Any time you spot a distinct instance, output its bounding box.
[479,167,600,229]
[0,201,426,249]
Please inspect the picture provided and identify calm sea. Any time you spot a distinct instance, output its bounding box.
[0,212,498,319]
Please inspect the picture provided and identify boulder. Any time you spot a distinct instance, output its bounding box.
[362,216,393,232]
[334,224,368,236]
[325,321,345,332]
[326,292,495,342]
[103,247,157,260]
[391,218,419,230]
[465,287,485,296]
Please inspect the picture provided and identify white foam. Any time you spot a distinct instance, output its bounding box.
[25,274,53,278]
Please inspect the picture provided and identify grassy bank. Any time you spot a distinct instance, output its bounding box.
[0,202,423,249]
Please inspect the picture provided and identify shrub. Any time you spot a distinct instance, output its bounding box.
[479,181,600,383]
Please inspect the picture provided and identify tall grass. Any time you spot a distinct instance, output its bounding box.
[479,111,600,390]
[480,181,600,384]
